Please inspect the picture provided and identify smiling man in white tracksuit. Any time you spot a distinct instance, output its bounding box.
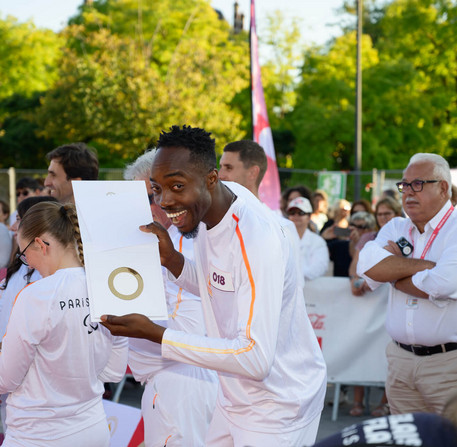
[102,125,327,447]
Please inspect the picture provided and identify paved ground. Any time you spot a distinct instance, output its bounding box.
[315,384,386,441]
[116,379,386,443]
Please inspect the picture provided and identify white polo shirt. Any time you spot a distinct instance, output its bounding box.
[358,200,457,346]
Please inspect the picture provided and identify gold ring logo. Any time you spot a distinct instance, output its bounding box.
[108,267,144,300]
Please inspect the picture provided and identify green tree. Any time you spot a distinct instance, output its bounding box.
[289,31,379,171]
[260,11,303,125]
[249,11,306,169]
[289,0,457,175]
[0,16,61,168]
[36,0,250,164]
[376,0,457,163]
[0,16,61,101]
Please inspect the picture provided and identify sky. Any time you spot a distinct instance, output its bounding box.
[0,0,347,46]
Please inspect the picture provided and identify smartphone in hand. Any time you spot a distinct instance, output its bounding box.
[333,226,351,237]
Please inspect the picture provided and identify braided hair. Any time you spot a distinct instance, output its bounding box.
[1,196,58,289]
[18,202,85,267]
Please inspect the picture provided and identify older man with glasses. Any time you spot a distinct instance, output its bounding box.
[357,153,457,416]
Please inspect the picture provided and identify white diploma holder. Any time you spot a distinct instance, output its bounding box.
[73,181,167,322]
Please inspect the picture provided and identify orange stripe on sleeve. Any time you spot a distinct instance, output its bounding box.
[163,214,256,355]
[169,235,184,319]
[232,214,256,343]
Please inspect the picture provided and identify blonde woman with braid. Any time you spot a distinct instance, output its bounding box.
[0,202,128,447]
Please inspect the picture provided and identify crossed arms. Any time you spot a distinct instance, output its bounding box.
[362,241,435,298]
[357,222,438,299]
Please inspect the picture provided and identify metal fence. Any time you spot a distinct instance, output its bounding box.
[0,167,404,214]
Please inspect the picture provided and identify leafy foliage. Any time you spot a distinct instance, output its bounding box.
[289,0,457,173]
[0,17,61,168]
[35,0,249,165]
[0,17,61,101]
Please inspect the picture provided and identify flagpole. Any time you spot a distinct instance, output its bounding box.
[354,0,362,200]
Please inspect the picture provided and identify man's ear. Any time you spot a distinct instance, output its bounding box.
[440,180,450,198]
[248,165,260,182]
[206,169,218,191]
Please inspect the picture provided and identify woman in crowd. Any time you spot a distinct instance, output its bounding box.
[320,199,352,240]
[325,211,376,278]
[310,190,329,232]
[0,202,128,446]
[286,196,329,281]
[0,197,57,336]
[350,199,373,216]
[280,185,313,216]
[0,196,58,428]
[348,197,402,417]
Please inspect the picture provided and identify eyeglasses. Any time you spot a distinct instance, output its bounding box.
[16,239,49,266]
[287,209,310,217]
[376,211,395,217]
[396,180,440,193]
[16,190,30,198]
[350,223,367,230]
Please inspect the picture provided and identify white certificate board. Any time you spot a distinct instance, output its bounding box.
[73,180,167,322]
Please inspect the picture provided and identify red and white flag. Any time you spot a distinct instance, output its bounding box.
[250,0,281,210]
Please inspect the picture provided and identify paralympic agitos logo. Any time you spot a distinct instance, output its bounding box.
[83,313,99,334]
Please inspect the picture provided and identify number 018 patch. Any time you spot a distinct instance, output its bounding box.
[209,264,235,292]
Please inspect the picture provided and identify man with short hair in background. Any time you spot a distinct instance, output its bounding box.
[219,140,306,287]
[358,153,457,415]
[44,142,99,204]
[219,140,267,195]
[15,177,41,205]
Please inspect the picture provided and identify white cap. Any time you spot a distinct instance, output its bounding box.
[287,197,313,214]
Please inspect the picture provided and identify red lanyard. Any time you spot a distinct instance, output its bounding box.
[408,205,454,259]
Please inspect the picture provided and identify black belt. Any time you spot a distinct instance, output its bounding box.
[395,341,457,356]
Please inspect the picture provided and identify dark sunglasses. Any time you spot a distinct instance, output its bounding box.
[16,190,30,198]
[287,209,310,217]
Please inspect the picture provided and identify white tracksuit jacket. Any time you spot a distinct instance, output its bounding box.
[162,182,327,434]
